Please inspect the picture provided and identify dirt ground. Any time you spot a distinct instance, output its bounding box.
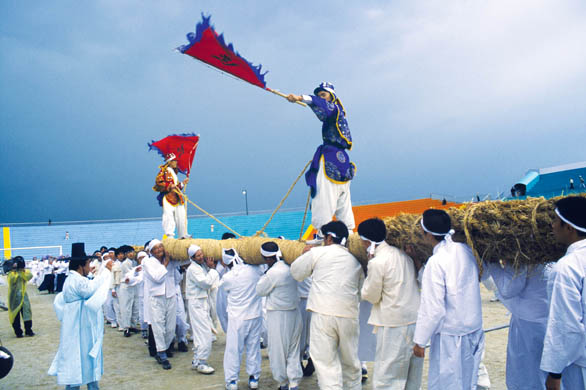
[0,285,509,389]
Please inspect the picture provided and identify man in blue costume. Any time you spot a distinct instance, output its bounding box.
[287,82,356,239]
[540,196,586,390]
[48,243,113,390]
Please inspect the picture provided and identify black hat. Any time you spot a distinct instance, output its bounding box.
[65,243,95,270]
[12,256,25,270]
[0,346,14,379]
[555,196,586,233]
[422,209,452,236]
[358,218,387,243]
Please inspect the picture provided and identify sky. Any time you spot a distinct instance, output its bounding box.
[1,0,586,224]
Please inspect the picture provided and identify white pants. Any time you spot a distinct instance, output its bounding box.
[150,295,177,352]
[298,298,312,359]
[175,293,188,343]
[118,285,138,329]
[311,160,355,231]
[373,324,423,390]
[137,291,147,330]
[506,316,547,390]
[267,309,303,387]
[208,286,219,330]
[188,297,213,363]
[428,329,485,390]
[216,285,229,333]
[224,316,262,383]
[162,197,187,238]
[103,292,116,323]
[309,312,361,390]
[112,286,122,325]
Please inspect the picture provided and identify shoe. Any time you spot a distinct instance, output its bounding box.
[161,359,171,370]
[124,329,131,337]
[302,357,315,377]
[249,375,259,389]
[225,381,238,390]
[278,385,289,390]
[25,331,35,337]
[142,330,148,339]
[111,322,118,328]
[165,349,174,358]
[15,334,23,338]
[118,326,124,332]
[196,363,215,375]
[361,367,368,383]
[289,387,298,390]
[178,341,189,352]
[155,355,164,364]
[0,303,8,311]
[168,342,175,352]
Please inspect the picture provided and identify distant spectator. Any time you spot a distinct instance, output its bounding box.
[48,219,51,226]
[579,175,585,189]
[569,178,575,190]
[65,232,70,240]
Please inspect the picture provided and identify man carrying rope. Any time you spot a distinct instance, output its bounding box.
[287,82,356,241]
[153,153,189,239]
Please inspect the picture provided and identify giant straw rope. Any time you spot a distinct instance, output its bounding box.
[158,195,584,271]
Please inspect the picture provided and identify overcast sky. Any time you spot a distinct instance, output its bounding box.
[2,1,585,223]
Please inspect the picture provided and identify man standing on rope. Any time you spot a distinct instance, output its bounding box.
[287,83,356,240]
[153,153,189,239]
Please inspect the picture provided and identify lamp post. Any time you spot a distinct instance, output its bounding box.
[242,189,249,216]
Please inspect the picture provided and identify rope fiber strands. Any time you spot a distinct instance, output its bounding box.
[153,195,582,270]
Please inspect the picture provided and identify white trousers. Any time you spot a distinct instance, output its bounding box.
[103,292,116,323]
[208,286,219,330]
[112,286,121,325]
[224,316,262,383]
[267,309,303,387]
[428,329,485,390]
[162,197,187,238]
[310,312,362,390]
[150,295,177,352]
[311,160,355,231]
[188,297,213,363]
[373,324,423,390]
[175,293,188,343]
[118,285,138,329]
[298,298,312,359]
[506,316,547,390]
[137,291,147,330]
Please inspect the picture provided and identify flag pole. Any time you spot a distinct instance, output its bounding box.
[266,88,307,107]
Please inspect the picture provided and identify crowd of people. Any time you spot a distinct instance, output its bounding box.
[4,195,584,390]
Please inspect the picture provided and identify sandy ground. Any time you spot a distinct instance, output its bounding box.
[0,284,509,389]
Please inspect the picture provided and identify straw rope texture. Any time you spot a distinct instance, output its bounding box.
[146,195,584,271]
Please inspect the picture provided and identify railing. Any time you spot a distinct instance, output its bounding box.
[0,245,63,260]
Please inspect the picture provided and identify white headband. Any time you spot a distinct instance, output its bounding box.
[555,208,586,233]
[188,244,202,258]
[325,231,347,246]
[260,247,282,260]
[359,235,384,256]
[136,251,147,259]
[222,248,243,265]
[420,219,455,240]
[147,239,162,252]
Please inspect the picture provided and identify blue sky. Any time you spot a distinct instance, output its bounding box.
[2,1,586,223]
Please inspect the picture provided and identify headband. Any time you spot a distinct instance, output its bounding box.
[359,235,384,256]
[555,208,586,233]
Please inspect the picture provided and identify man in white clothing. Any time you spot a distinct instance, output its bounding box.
[185,244,219,375]
[412,209,484,390]
[257,242,303,390]
[290,221,364,390]
[124,251,148,339]
[142,239,177,370]
[359,218,423,389]
[221,249,264,390]
[109,248,124,331]
[540,196,586,390]
[118,246,139,337]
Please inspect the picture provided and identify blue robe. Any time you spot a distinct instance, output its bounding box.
[304,95,355,197]
[48,268,112,386]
